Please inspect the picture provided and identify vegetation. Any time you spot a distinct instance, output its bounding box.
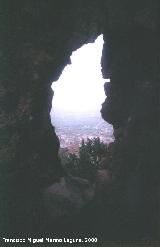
[59,137,107,182]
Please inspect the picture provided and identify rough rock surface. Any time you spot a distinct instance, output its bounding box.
[1,0,160,240]
[43,176,94,219]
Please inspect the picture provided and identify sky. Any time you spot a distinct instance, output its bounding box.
[51,35,110,119]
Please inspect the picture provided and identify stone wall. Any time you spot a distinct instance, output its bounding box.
[101,0,160,239]
[1,0,160,239]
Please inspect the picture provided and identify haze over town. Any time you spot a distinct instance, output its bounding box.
[51,35,113,152]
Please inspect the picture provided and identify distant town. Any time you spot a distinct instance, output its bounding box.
[52,111,114,153]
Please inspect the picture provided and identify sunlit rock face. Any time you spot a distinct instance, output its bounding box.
[2,0,160,239]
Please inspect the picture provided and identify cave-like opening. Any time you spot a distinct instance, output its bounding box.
[50,35,114,154]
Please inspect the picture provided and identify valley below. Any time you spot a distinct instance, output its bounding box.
[52,111,114,153]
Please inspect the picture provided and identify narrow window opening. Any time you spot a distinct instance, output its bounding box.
[50,35,114,154]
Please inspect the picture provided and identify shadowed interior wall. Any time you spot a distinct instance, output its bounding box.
[1,0,160,239]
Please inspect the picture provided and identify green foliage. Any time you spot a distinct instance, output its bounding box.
[60,137,107,181]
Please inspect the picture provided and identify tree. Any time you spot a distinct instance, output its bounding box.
[59,137,107,182]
